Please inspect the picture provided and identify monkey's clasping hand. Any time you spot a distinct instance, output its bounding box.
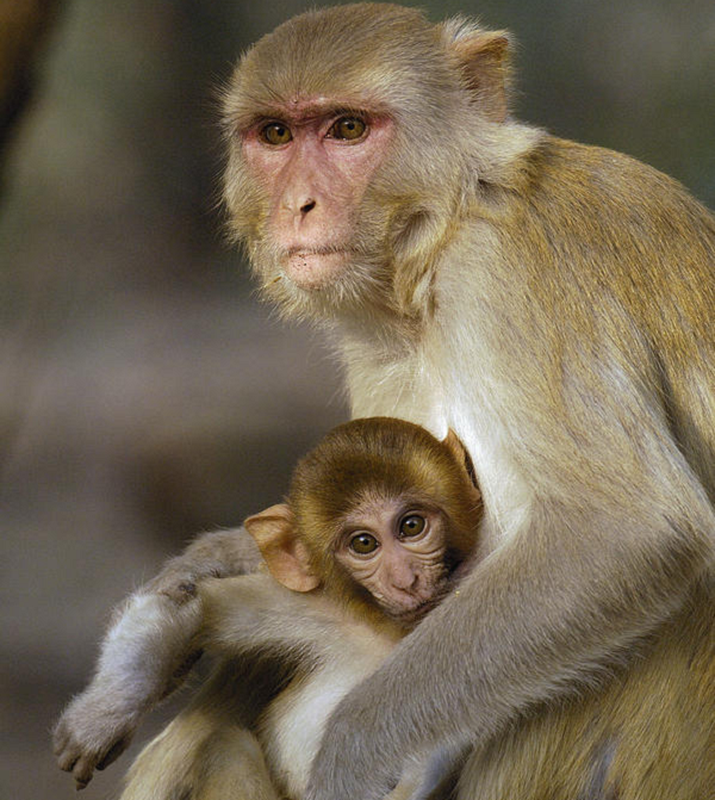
[53,586,205,789]
[53,684,140,790]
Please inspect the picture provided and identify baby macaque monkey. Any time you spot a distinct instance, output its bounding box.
[116,416,482,800]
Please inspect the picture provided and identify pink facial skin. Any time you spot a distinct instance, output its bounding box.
[242,100,394,289]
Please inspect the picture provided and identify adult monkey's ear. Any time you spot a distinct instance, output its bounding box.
[244,504,320,592]
[445,24,511,122]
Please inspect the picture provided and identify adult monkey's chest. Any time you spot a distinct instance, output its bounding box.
[258,624,394,799]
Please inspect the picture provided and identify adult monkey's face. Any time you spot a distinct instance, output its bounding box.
[220,3,509,321]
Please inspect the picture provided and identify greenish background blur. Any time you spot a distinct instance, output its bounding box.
[1,2,712,798]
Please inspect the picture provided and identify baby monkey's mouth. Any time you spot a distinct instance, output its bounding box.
[389,573,462,629]
[389,595,444,630]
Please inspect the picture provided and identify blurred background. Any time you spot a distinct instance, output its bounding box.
[1,1,713,798]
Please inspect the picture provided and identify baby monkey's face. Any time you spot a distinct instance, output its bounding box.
[334,494,454,624]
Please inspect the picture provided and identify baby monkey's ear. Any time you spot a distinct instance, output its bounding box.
[443,429,481,498]
[243,503,320,592]
[244,504,320,592]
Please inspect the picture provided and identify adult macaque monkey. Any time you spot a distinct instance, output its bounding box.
[55,3,715,799]
[119,417,480,800]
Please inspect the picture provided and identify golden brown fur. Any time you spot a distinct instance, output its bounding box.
[54,5,714,799]
[460,576,715,800]
[219,5,715,799]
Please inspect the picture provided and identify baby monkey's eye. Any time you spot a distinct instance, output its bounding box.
[399,514,426,538]
[260,122,292,145]
[349,532,379,555]
[328,117,366,140]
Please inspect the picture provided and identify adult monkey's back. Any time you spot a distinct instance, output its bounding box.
[223,4,715,799]
[55,3,715,799]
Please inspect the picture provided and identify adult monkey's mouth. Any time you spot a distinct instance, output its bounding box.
[283,247,352,289]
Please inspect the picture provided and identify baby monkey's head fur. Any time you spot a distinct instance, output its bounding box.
[289,417,482,625]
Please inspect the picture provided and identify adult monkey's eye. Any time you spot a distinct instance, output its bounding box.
[399,514,426,538]
[260,122,292,145]
[349,532,379,555]
[329,117,367,140]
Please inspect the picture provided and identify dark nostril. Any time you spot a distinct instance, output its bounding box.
[300,199,316,214]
